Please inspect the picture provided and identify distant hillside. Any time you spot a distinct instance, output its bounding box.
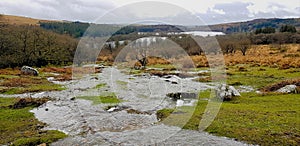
[206,18,300,34]
[0,14,59,25]
[39,22,184,38]
[1,14,299,36]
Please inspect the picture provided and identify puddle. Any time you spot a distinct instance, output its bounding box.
[176,99,197,107]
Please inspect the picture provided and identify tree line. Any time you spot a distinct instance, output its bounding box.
[0,22,299,68]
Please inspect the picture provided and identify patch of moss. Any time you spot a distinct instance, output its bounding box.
[94,83,106,89]
[12,130,66,146]
[156,108,175,121]
[0,97,67,145]
[116,80,128,85]
[77,92,121,104]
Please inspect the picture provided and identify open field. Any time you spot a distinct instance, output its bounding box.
[151,44,300,145]
[0,44,299,145]
[157,90,300,145]
[0,65,103,94]
[0,68,66,94]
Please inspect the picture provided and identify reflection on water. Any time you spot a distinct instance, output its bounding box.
[176,99,197,107]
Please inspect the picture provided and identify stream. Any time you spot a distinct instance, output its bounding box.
[3,67,251,145]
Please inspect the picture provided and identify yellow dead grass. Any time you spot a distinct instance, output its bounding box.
[0,14,59,25]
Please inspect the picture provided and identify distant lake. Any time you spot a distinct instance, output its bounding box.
[180,31,225,37]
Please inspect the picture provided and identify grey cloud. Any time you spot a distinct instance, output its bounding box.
[0,1,299,25]
[0,0,115,22]
[197,2,300,25]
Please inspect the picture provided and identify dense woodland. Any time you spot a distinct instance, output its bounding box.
[0,24,77,68]
[0,15,299,68]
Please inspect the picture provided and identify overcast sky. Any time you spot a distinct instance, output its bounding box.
[0,0,299,25]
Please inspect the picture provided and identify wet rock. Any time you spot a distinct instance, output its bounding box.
[106,105,130,112]
[21,66,39,76]
[171,81,178,84]
[167,92,197,100]
[215,84,240,101]
[276,85,297,93]
[91,77,99,80]
[176,99,197,107]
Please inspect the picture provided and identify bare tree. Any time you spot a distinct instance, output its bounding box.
[239,39,251,56]
[131,38,150,69]
[135,44,148,69]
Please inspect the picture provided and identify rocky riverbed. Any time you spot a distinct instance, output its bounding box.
[1,67,252,145]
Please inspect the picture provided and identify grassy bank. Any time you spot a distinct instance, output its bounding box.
[226,65,300,89]
[0,97,67,145]
[157,90,300,145]
[206,92,300,145]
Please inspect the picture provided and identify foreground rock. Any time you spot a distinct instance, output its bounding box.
[215,84,241,101]
[52,125,248,146]
[21,66,39,76]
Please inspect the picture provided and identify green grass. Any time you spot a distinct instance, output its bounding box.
[11,130,66,146]
[94,83,106,89]
[77,92,121,104]
[226,65,300,89]
[207,93,300,145]
[0,97,67,145]
[128,69,142,75]
[116,80,128,85]
[156,90,212,128]
[157,91,300,145]
[3,84,65,95]
[156,65,300,145]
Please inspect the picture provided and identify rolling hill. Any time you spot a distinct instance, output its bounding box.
[1,14,299,36]
[207,18,300,34]
[0,14,59,25]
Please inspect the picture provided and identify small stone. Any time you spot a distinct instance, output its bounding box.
[215,84,241,101]
[277,85,297,93]
[21,66,39,76]
[171,81,178,84]
[37,143,46,146]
